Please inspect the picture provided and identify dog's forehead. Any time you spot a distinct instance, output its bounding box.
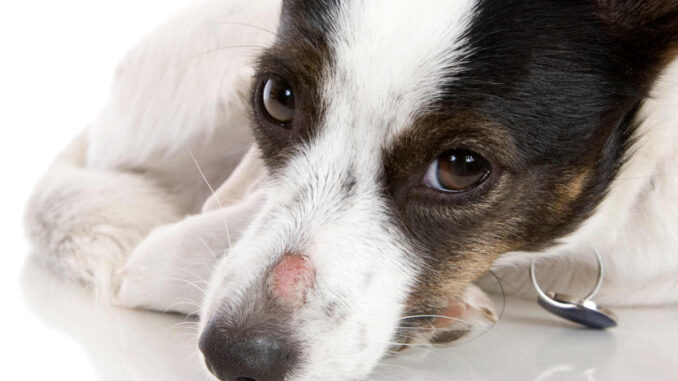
[327,0,475,139]
[289,0,477,142]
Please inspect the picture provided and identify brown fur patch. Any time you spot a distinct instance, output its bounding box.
[562,170,590,203]
[546,169,592,219]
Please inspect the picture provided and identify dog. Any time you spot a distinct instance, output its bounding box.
[25,0,678,380]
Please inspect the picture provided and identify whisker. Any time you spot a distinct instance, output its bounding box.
[383,341,434,348]
[167,327,201,338]
[172,326,201,335]
[166,276,207,295]
[165,44,266,75]
[163,299,203,315]
[189,150,233,250]
[197,234,219,263]
[398,272,508,342]
[211,21,282,39]
[488,269,507,323]
[399,314,531,356]
[166,318,200,333]
[160,263,211,286]
[395,326,470,331]
[176,332,202,340]
[399,314,475,325]
[171,320,201,328]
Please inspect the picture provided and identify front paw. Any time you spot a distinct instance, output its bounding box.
[113,221,221,315]
[429,284,499,346]
[115,191,266,314]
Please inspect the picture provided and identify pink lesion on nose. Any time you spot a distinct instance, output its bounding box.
[270,254,316,308]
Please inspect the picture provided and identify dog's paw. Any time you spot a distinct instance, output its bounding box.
[114,191,266,315]
[428,284,498,346]
[113,217,225,315]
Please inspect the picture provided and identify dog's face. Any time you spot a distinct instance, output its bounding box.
[199,1,678,380]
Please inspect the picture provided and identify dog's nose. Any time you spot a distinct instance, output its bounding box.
[199,322,295,381]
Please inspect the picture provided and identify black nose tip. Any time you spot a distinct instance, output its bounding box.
[199,322,295,381]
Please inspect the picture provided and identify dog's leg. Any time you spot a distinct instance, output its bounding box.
[115,189,266,315]
[25,131,185,299]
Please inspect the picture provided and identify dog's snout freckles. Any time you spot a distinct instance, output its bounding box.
[270,254,315,308]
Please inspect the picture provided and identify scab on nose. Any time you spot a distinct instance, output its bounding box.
[270,254,316,308]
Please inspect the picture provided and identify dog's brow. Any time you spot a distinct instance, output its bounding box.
[322,0,477,143]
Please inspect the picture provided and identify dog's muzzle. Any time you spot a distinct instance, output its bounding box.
[199,255,315,381]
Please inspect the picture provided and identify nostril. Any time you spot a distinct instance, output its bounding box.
[237,378,255,381]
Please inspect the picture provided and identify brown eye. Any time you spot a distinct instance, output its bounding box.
[261,77,295,125]
[423,149,491,192]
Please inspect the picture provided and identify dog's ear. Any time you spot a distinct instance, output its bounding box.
[597,1,678,59]
[595,1,678,93]
[597,0,678,29]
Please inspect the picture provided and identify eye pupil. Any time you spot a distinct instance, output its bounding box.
[432,149,490,192]
[262,78,295,125]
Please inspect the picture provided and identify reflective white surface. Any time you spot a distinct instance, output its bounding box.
[1,1,677,380]
[9,256,678,381]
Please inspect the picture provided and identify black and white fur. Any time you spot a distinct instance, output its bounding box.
[25,0,678,380]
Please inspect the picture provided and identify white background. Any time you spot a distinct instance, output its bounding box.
[1,1,677,380]
[0,0,198,379]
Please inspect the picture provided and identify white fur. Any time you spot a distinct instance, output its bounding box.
[25,0,279,297]
[326,0,475,145]
[25,130,184,297]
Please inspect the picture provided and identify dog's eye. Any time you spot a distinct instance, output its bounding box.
[261,77,295,125]
[423,149,491,192]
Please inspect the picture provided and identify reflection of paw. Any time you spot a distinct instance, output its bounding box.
[429,284,498,346]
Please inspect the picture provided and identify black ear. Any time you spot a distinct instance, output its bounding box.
[597,1,678,55]
[598,1,678,28]
[596,1,678,88]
